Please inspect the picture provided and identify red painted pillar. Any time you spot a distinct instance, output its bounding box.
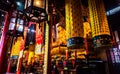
[84,38,88,54]
[0,11,9,74]
[6,59,11,73]
[74,50,77,68]
[72,60,75,68]
[63,61,67,67]
[74,50,77,59]
[16,58,23,74]
[66,50,68,60]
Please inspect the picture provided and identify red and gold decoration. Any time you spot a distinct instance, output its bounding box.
[10,37,23,57]
[35,23,43,55]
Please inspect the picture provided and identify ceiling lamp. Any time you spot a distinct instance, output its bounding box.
[33,0,44,8]
[23,0,47,23]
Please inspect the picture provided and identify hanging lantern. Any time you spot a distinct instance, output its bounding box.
[88,0,112,48]
[65,0,85,50]
[24,0,47,23]
[33,0,45,8]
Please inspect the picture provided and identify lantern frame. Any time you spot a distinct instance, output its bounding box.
[23,0,48,23]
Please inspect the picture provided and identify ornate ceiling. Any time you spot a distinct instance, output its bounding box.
[0,0,120,30]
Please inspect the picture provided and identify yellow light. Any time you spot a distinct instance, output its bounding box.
[35,1,40,5]
[28,51,34,64]
[88,0,110,37]
[33,0,44,8]
[43,23,49,74]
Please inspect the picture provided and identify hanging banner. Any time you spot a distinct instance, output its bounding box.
[35,23,43,55]
[10,37,23,57]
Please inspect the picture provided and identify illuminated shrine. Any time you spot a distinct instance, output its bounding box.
[0,0,120,74]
